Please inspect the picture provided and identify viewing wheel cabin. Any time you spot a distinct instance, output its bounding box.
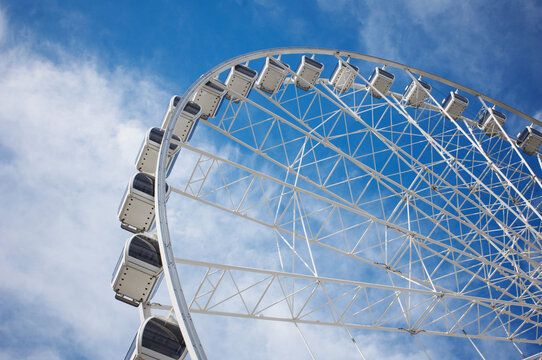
[112,234,163,307]
[256,57,290,95]
[225,64,258,103]
[190,79,227,120]
[135,127,181,175]
[478,108,507,137]
[118,173,171,233]
[125,317,187,360]
[295,56,324,91]
[330,61,359,93]
[367,67,395,99]
[403,79,432,108]
[517,126,542,155]
[442,91,469,120]
[164,101,202,143]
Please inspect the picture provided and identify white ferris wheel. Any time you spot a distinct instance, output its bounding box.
[112,48,542,360]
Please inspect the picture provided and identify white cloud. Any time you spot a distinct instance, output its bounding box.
[358,6,402,63]
[0,38,168,358]
[0,348,62,360]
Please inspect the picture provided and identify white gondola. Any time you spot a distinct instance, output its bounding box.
[190,79,227,120]
[256,57,290,95]
[118,173,171,233]
[295,56,324,91]
[167,101,202,143]
[135,128,181,175]
[330,61,359,93]
[517,126,542,155]
[125,316,187,360]
[160,95,181,130]
[367,67,395,99]
[478,108,507,137]
[441,91,469,120]
[225,64,258,103]
[403,78,432,108]
[112,234,163,307]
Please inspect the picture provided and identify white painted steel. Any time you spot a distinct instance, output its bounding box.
[152,48,542,359]
[173,257,539,344]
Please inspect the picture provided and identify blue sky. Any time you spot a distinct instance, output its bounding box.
[4,0,541,116]
[0,1,541,359]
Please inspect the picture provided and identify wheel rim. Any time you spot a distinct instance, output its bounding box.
[154,48,542,359]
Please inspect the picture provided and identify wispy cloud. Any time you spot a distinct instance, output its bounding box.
[0,348,62,360]
[0,16,169,357]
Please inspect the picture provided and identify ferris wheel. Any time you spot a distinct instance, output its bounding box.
[112,48,542,360]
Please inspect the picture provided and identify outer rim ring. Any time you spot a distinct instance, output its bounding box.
[154,47,540,360]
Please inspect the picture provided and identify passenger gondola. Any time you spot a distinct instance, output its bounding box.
[190,79,227,120]
[118,173,171,233]
[367,67,395,99]
[135,128,181,175]
[161,101,202,143]
[112,234,163,306]
[225,64,258,103]
[478,108,507,137]
[256,57,290,95]
[124,317,187,360]
[330,61,359,93]
[441,91,469,120]
[295,56,324,91]
[517,126,542,155]
[403,78,432,108]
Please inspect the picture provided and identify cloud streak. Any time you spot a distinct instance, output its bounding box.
[0,24,169,357]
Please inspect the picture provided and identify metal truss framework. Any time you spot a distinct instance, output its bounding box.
[177,258,539,344]
[154,48,542,359]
